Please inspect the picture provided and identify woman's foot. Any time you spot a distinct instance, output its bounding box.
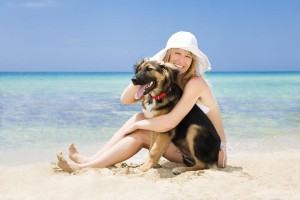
[68,143,89,164]
[57,152,80,173]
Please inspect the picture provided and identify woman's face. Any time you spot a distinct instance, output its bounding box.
[169,48,193,74]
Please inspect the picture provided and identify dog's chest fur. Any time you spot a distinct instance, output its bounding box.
[143,99,159,118]
[142,94,174,119]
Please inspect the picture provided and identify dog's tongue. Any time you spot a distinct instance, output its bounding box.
[135,85,147,99]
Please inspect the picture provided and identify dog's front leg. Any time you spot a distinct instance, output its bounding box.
[149,131,158,151]
[140,133,171,172]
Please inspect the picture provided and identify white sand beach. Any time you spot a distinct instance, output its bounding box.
[1,150,300,200]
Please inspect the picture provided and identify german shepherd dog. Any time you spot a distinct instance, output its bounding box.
[131,59,221,174]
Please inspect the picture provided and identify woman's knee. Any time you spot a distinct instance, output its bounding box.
[128,130,150,148]
[124,112,145,126]
[132,112,145,121]
[116,112,145,136]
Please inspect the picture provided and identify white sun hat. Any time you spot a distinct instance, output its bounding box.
[151,31,211,76]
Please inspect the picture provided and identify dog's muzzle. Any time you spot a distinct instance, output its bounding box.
[131,76,139,85]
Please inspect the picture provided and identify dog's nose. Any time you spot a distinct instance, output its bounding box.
[131,76,138,85]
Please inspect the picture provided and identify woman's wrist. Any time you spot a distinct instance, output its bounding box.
[220,142,226,149]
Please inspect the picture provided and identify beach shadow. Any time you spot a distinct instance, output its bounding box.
[114,161,247,179]
[51,160,248,179]
[215,165,243,173]
[156,162,246,178]
[155,167,177,179]
[211,164,254,180]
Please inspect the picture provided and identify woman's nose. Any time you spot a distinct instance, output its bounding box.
[176,55,185,65]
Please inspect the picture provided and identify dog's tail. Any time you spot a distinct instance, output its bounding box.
[187,124,220,164]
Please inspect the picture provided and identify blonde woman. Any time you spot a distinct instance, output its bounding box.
[57,31,227,173]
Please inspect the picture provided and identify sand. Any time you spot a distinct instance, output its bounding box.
[1,150,300,200]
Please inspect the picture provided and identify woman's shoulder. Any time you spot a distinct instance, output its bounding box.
[186,76,210,89]
[183,76,210,97]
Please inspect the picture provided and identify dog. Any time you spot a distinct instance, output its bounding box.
[131,59,221,174]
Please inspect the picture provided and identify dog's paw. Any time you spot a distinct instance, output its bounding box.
[172,167,182,175]
[139,163,151,172]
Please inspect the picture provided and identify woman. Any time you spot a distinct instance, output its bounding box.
[57,31,227,173]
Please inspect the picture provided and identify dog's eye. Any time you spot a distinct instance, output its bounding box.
[147,67,153,71]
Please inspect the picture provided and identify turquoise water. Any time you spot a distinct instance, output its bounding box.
[0,72,299,165]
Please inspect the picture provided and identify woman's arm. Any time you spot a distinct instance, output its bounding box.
[207,104,226,142]
[125,76,205,133]
[120,83,143,104]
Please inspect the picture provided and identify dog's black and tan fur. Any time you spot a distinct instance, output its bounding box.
[131,59,221,174]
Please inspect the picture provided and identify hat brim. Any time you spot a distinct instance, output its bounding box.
[151,47,211,75]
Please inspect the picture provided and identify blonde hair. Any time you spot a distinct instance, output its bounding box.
[163,48,199,89]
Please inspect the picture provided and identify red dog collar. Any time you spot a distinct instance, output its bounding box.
[152,87,172,100]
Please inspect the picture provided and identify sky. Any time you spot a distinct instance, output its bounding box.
[0,0,299,72]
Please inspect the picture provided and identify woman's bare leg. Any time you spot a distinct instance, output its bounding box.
[58,130,183,173]
[79,130,148,168]
[69,112,145,164]
[58,129,149,172]
[68,144,88,164]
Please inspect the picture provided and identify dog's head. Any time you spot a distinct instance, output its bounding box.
[131,58,179,99]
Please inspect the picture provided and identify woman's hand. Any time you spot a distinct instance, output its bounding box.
[124,122,139,135]
[124,119,153,135]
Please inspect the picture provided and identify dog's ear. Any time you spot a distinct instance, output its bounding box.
[134,58,149,74]
[162,63,179,81]
[172,69,179,80]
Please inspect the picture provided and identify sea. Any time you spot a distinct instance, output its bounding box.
[0,72,299,166]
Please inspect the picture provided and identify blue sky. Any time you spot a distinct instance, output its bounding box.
[0,0,299,72]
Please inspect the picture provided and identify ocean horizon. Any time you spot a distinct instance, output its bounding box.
[0,71,299,166]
